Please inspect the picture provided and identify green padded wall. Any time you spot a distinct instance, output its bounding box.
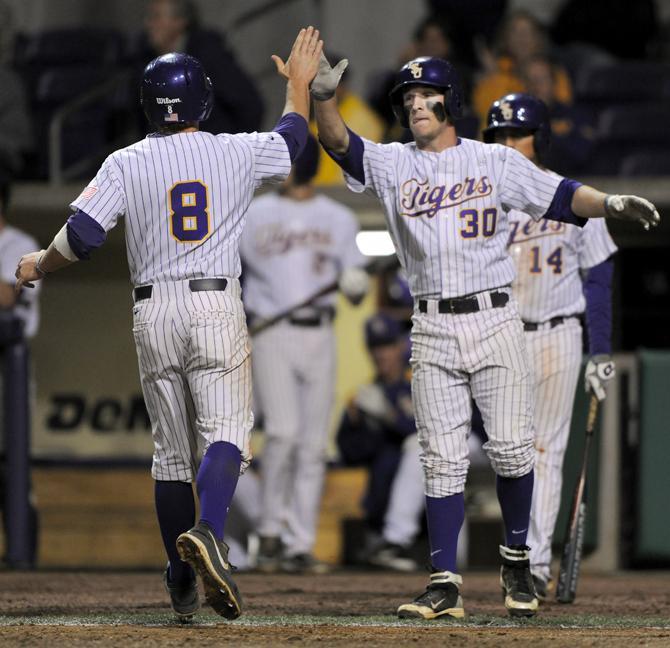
[635,350,670,561]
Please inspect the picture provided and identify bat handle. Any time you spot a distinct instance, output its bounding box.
[585,393,599,434]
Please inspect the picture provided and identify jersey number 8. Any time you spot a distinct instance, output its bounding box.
[169,180,211,243]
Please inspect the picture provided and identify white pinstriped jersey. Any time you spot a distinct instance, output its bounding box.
[508,210,617,322]
[344,137,563,299]
[0,225,41,337]
[239,192,365,318]
[70,131,291,285]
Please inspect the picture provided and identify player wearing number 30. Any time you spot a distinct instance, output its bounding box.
[311,51,659,620]
[14,28,324,622]
[483,93,617,599]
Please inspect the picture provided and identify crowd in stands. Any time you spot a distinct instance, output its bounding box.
[1,0,669,183]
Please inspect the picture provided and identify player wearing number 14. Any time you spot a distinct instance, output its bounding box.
[483,92,618,598]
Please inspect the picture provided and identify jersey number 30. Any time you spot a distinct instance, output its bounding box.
[169,181,210,243]
[459,208,497,238]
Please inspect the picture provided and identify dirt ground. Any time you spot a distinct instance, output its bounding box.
[1,570,669,646]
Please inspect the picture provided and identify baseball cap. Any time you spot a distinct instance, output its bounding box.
[365,313,402,348]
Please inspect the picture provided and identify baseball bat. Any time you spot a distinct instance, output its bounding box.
[248,256,399,336]
[556,393,600,603]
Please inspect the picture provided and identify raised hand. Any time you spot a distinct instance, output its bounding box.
[311,51,349,101]
[272,26,323,85]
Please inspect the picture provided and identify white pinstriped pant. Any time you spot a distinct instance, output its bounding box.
[383,434,425,547]
[525,318,583,580]
[411,294,536,497]
[131,278,253,481]
[252,321,335,555]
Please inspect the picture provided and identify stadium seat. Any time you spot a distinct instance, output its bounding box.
[14,29,125,67]
[595,104,670,145]
[619,152,670,176]
[574,62,670,104]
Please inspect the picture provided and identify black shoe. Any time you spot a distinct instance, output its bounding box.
[500,545,539,617]
[532,574,548,602]
[176,521,242,620]
[163,564,200,622]
[281,552,331,574]
[368,541,419,572]
[256,535,283,574]
[397,570,465,620]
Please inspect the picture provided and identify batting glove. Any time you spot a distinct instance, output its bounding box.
[338,266,369,304]
[584,354,616,401]
[604,195,660,230]
[310,51,348,101]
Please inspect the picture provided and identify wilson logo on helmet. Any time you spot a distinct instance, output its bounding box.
[156,97,183,104]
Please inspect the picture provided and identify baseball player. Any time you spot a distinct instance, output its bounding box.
[14,27,323,621]
[482,92,617,599]
[0,185,40,339]
[337,313,423,572]
[310,51,659,619]
[239,134,368,573]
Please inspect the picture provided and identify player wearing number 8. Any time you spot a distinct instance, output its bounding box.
[484,92,618,599]
[14,29,325,621]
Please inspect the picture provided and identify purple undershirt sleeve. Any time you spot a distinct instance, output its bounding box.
[321,128,365,185]
[273,112,308,162]
[543,178,588,228]
[583,257,614,355]
[66,209,107,260]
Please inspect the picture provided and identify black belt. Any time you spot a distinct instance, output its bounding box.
[133,278,228,302]
[418,290,509,315]
[289,307,335,327]
[523,316,565,331]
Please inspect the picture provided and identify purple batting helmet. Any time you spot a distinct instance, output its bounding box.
[482,92,551,156]
[141,53,213,127]
[389,56,463,128]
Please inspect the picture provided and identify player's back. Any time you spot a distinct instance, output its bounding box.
[73,130,290,287]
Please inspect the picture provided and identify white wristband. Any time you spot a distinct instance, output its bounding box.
[53,224,79,262]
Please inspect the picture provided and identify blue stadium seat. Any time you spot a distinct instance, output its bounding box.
[575,63,670,104]
[14,29,124,66]
[595,104,670,145]
[619,152,670,176]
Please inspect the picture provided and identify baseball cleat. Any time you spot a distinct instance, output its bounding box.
[532,574,550,602]
[500,545,539,617]
[368,541,419,572]
[163,564,200,622]
[281,552,331,574]
[177,521,242,620]
[256,535,283,574]
[397,570,465,620]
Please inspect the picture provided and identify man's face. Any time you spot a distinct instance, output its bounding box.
[370,341,405,379]
[523,60,555,106]
[492,127,536,162]
[403,86,447,140]
[145,0,187,53]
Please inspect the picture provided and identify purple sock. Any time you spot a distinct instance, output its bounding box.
[155,480,195,583]
[496,470,534,546]
[196,441,241,540]
[425,493,465,573]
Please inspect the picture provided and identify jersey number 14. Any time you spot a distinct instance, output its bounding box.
[169,180,211,243]
[530,246,563,274]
